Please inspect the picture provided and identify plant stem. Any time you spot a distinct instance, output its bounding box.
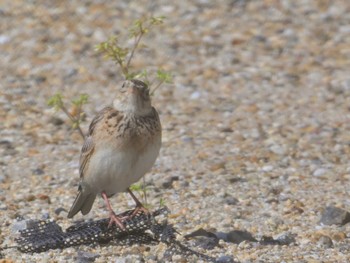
[126,31,144,71]
[60,105,85,139]
[115,55,128,76]
[142,176,148,205]
[150,80,164,95]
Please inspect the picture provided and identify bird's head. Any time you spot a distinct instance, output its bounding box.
[113,79,152,115]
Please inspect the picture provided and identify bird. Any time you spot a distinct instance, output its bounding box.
[67,79,162,229]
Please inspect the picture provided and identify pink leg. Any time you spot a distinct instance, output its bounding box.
[127,188,150,217]
[101,191,126,230]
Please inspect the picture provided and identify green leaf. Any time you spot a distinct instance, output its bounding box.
[72,122,79,129]
[159,198,166,207]
[72,94,89,106]
[157,69,173,83]
[129,19,144,38]
[150,16,165,25]
[96,36,129,64]
[47,93,63,110]
[96,16,169,81]
[134,19,143,28]
[133,69,148,79]
[130,183,143,192]
[125,72,138,80]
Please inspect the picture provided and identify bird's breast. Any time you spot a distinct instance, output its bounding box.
[84,133,161,196]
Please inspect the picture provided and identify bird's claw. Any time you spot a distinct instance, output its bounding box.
[130,205,150,218]
[108,213,126,230]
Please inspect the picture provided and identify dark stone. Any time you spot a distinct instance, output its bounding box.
[220,127,233,133]
[216,255,236,263]
[223,230,257,244]
[185,228,217,239]
[49,116,64,126]
[228,177,246,184]
[215,231,228,240]
[34,75,47,83]
[215,230,257,244]
[260,236,279,245]
[274,232,296,245]
[75,251,100,263]
[0,140,13,149]
[64,68,78,79]
[185,228,219,250]
[32,168,45,175]
[224,196,239,206]
[254,35,267,42]
[162,176,179,189]
[319,206,350,226]
[317,235,333,249]
[259,232,296,246]
[54,207,67,215]
[192,236,219,250]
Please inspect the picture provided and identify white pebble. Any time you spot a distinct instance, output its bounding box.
[262,165,274,172]
[313,168,327,177]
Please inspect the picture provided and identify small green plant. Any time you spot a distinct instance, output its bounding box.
[48,93,88,138]
[49,15,171,138]
[159,197,166,208]
[48,16,171,207]
[151,69,173,95]
[95,16,172,94]
[95,16,165,78]
[129,181,151,208]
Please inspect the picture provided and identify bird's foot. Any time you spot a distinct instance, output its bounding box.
[108,213,126,230]
[126,188,150,218]
[130,204,150,218]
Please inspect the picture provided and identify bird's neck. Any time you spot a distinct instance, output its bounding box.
[113,100,152,117]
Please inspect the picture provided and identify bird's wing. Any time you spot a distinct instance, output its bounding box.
[79,136,95,178]
[79,107,114,178]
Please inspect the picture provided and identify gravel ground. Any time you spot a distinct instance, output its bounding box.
[1,0,350,262]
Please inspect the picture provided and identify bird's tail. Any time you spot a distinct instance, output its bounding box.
[67,189,96,218]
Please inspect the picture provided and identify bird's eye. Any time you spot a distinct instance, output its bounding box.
[120,82,127,93]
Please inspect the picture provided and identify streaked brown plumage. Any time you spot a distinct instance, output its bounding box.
[68,79,161,228]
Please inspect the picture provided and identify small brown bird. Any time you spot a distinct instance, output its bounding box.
[67,79,162,229]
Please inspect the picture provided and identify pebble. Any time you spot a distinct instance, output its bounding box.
[161,176,179,189]
[0,174,7,183]
[319,206,350,226]
[313,168,328,177]
[49,116,64,126]
[11,220,28,233]
[224,230,257,244]
[274,232,297,245]
[216,255,236,263]
[317,235,333,249]
[269,144,285,155]
[32,168,45,175]
[0,35,10,44]
[75,251,100,263]
[224,196,239,206]
[262,165,274,172]
[190,91,201,100]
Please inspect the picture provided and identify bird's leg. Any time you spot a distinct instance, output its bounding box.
[127,188,150,217]
[101,191,126,230]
